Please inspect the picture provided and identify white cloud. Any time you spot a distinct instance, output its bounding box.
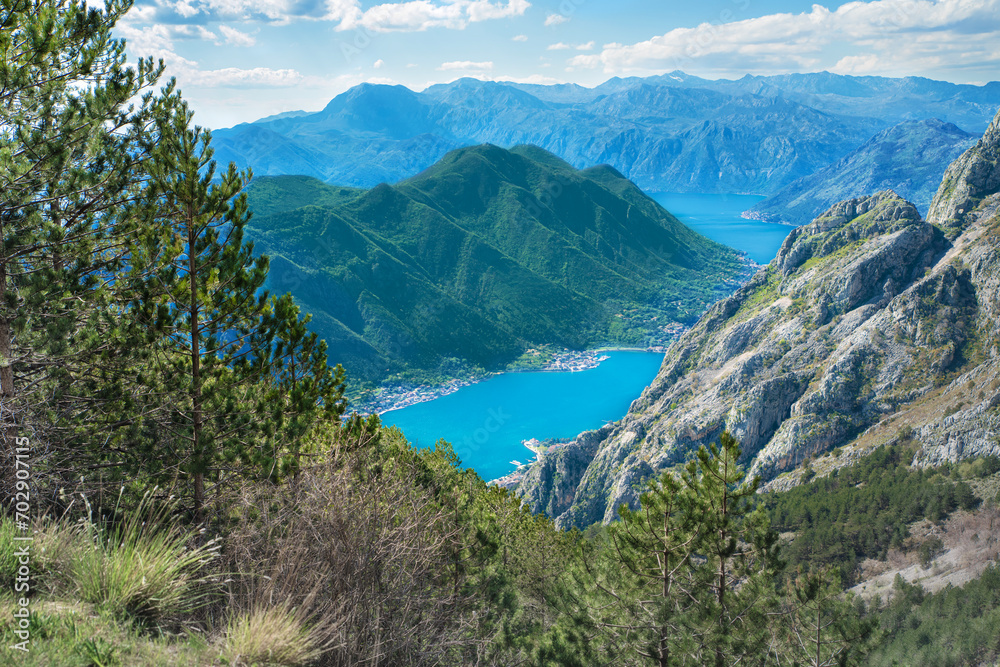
[336,0,529,32]
[131,0,529,30]
[512,33,528,41]
[116,23,176,55]
[218,24,256,46]
[831,53,883,74]
[549,40,593,50]
[544,13,568,26]
[493,73,564,84]
[185,66,304,87]
[569,0,1000,78]
[374,58,385,69]
[438,60,494,71]
[116,17,303,89]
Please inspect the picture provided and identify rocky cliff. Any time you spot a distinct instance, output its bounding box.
[515,107,1000,530]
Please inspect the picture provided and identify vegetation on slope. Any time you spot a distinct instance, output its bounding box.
[764,444,991,584]
[749,119,978,224]
[242,147,743,385]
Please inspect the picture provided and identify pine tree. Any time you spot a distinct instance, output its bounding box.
[0,0,162,505]
[135,97,275,519]
[776,568,879,667]
[586,432,782,666]
[595,466,703,665]
[251,293,346,480]
[687,432,781,666]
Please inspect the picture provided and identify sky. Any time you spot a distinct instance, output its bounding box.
[115,0,1000,129]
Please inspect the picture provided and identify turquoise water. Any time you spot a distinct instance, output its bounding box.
[651,192,794,265]
[380,351,664,481]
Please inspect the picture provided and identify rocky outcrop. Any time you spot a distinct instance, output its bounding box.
[928,111,1000,229]
[516,107,1000,530]
[515,425,612,518]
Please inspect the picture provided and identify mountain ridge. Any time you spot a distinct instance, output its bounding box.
[214,71,1000,196]
[243,144,745,385]
[748,119,978,224]
[511,106,1000,529]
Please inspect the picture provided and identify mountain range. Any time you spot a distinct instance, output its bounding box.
[512,106,1000,529]
[214,71,1000,198]
[748,119,979,224]
[243,144,744,385]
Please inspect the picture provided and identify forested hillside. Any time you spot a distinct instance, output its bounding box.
[242,146,744,384]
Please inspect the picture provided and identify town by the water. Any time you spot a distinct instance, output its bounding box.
[354,347,664,416]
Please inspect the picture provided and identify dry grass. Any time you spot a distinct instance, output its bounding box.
[852,505,1000,601]
[224,601,323,666]
[214,427,486,666]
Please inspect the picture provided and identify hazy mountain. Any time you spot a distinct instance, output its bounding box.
[594,71,1000,132]
[514,107,1000,529]
[214,71,1000,197]
[243,144,744,384]
[748,119,978,225]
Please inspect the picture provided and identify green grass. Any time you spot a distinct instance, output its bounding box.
[65,493,220,624]
[0,493,322,666]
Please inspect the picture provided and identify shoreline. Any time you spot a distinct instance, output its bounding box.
[354,258,759,417]
[353,346,667,416]
[739,209,798,226]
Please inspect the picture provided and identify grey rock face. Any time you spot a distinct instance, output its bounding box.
[928,108,1000,228]
[515,109,1000,528]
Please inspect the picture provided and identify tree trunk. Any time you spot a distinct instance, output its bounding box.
[716,478,729,667]
[0,237,15,510]
[660,508,671,667]
[188,213,204,521]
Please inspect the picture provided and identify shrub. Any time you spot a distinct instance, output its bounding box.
[918,536,944,569]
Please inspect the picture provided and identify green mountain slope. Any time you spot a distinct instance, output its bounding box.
[243,145,745,385]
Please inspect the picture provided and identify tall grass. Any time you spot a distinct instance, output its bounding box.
[224,601,324,666]
[71,490,219,624]
[0,514,78,596]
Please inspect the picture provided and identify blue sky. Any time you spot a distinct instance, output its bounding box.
[116,0,1000,129]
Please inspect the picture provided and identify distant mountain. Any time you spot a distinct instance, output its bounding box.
[748,119,978,225]
[590,71,1000,133]
[513,107,1000,529]
[243,145,744,384]
[214,71,1000,196]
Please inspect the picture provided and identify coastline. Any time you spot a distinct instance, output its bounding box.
[739,209,798,226]
[352,346,667,416]
[354,257,758,417]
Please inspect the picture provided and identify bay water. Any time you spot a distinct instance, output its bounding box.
[650,192,793,265]
[381,193,792,481]
[380,351,663,481]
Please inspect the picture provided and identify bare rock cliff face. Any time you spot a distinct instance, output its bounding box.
[927,110,1000,229]
[515,107,1000,530]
